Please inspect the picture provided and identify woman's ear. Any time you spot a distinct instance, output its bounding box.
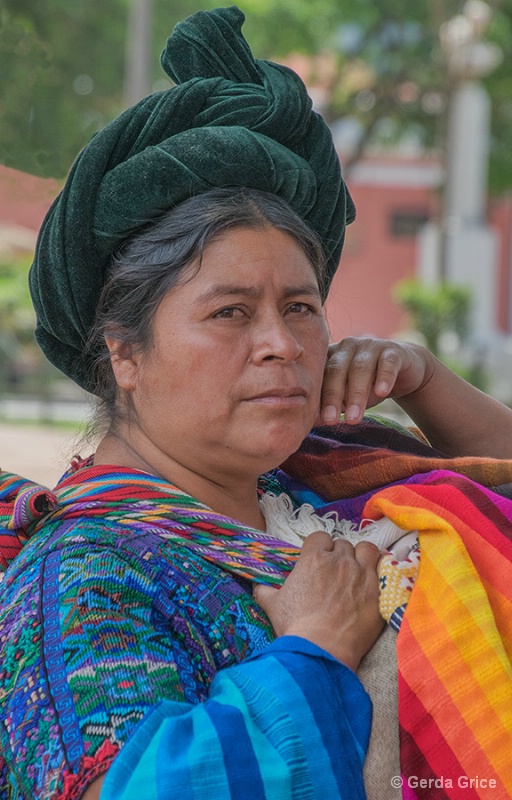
[104,336,140,392]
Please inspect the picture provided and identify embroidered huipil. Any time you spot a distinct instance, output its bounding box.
[0,463,371,800]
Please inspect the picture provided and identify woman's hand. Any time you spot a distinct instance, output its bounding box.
[319,337,435,425]
[254,532,384,671]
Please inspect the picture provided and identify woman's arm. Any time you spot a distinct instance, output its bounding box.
[1,532,381,800]
[99,636,371,800]
[98,534,381,800]
[320,337,512,458]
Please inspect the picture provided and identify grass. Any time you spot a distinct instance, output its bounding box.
[0,415,84,431]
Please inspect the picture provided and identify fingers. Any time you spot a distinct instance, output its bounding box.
[253,534,383,667]
[294,532,380,568]
[300,535,381,594]
[353,540,382,571]
[319,339,355,424]
[320,337,407,425]
[299,529,336,553]
[252,583,278,614]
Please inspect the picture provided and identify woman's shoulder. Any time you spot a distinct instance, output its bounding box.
[0,459,173,584]
[14,512,214,583]
[0,516,146,632]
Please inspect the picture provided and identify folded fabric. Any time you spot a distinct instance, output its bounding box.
[281,416,512,501]
[0,472,57,575]
[29,6,354,393]
[1,417,511,798]
[366,472,512,799]
[259,489,420,630]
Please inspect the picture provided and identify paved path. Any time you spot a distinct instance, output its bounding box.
[0,422,84,486]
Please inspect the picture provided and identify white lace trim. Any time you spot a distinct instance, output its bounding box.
[259,492,418,558]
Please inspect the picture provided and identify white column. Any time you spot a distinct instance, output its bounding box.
[444,81,491,226]
[417,79,498,342]
[123,0,154,108]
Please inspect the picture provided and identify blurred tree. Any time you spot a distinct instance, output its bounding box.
[0,256,37,389]
[0,0,127,176]
[394,278,471,355]
[1,0,512,193]
[259,0,512,194]
[394,277,488,388]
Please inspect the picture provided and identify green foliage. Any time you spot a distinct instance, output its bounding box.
[486,4,512,194]
[0,257,35,345]
[2,0,512,194]
[394,278,488,389]
[394,278,471,355]
[0,256,40,389]
[0,257,69,395]
[0,0,127,177]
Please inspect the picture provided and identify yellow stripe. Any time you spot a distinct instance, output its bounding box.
[375,494,512,786]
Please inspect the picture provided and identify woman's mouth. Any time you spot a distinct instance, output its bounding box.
[244,388,308,406]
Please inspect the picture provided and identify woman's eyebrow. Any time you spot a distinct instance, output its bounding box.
[281,283,321,299]
[196,282,321,303]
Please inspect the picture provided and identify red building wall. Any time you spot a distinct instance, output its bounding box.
[489,195,512,334]
[325,157,441,342]
[3,161,512,342]
[0,165,59,232]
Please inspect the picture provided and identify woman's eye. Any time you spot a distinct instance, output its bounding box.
[287,302,314,315]
[213,306,245,319]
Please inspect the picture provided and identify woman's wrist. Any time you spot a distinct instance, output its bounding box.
[279,624,361,671]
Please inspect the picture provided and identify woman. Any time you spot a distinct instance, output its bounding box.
[0,187,386,800]
[1,6,511,800]
[1,6,385,796]
[1,190,510,800]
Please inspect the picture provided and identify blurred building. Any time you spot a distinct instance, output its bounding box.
[325,152,512,347]
[3,158,512,350]
[325,154,441,341]
[0,165,59,259]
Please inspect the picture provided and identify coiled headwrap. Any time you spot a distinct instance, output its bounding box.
[29,6,355,393]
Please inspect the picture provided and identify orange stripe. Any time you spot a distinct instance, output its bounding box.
[399,615,512,791]
[367,485,512,789]
[401,566,512,783]
[369,485,512,600]
[398,643,511,798]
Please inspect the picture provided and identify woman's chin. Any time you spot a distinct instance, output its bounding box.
[246,427,311,471]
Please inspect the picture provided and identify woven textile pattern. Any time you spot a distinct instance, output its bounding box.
[1,418,512,798]
[0,500,275,798]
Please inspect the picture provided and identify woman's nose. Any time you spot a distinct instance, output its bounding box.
[251,314,304,363]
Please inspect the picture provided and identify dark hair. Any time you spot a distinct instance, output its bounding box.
[87,187,327,431]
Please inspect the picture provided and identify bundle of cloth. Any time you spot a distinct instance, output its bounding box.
[1,416,512,799]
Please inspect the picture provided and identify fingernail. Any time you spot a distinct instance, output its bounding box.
[322,405,338,423]
[375,380,390,395]
[345,404,360,421]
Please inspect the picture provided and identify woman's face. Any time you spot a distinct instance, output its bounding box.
[119,225,329,482]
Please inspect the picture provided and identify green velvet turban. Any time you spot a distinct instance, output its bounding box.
[30,5,355,393]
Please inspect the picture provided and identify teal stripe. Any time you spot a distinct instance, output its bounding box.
[153,711,195,800]
[101,701,199,799]
[231,656,340,798]
[101,701,232,800]
[186,704,231,800]
[100,702,172,798]
[212,672,301,798]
